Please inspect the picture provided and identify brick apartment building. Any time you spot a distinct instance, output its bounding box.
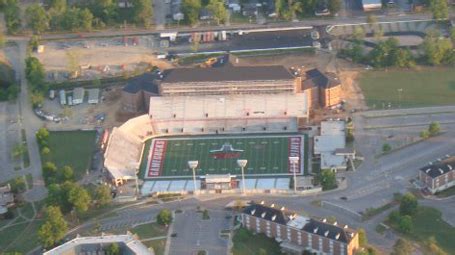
[241,202,359,255]
[302,69,342,108]
[419,157,455,194]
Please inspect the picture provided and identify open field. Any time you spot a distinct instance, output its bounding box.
[43,131,97,179]
[143,239,166,255]
[142,134,306,179]
[409,207,455,254]
[0,220,42,253]
[131,222,168,239]
[359,68,455,109]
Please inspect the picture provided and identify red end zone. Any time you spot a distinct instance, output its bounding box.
[147,140,167,177]
[288,137,302,174]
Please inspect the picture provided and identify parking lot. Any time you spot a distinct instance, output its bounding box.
[0,102,22,181]
[169,209,232,255]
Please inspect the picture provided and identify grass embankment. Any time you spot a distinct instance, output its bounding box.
[232,227,284,255]
[43,131,97,179]
[359,68,455,109]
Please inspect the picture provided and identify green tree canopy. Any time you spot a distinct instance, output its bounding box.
[131,0,153,27]
[182,0,202,26]
[207,0,227,24]
[328,0,341,15]
[422,32,453,65]
[59,165,74,183]
[398,215,412,233]
[25,57,46,92]
[428,121,441,136]
[157,208,173,226]
[399,193,418,216]
[26,4,50,34]
[105,243,121,255]
[358,228,368,246]
[320,169,337,191]
[429,0,448,19]
[94,184,112,206]
[3,0,21,34]
[68,184,92,213]
[38,206,68,248]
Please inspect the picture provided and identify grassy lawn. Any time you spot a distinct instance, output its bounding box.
[232,228,284,255]
[435,185,455,198]
[19,202,35,219]
[43,131,97,179]
[21,129,30,168]
[0,220,42,253]
[130,222,168,239]
[142,239,166,255]
[390,206,455,254]
[359,68,455,109]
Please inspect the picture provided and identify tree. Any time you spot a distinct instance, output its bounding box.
[79,8,94,31]
[429,0,448,20]
[59,165,74,182]
[26,4,50,34]
[391,238,413,255]
[104,243,120,255]
[320,169,337,191]
[25,57,46,92]
[11,143,26,159]
[10,176,26,193]
[36,127,49,146]
[398,215,412,233]
[420,130,430,139]
[41,146,51,155]
[366,14,377,24]
[68,185,92,213]
[182,0,202,26]
[382,143,391,153]
[328,0,341,15]
[88,0,117,24]
[399,193,418,216]
[47,0,67,14]
[388,210,401,224]
[258,248,267,255]
[30,91,44,108]
[428,121,440,136]
[38,206,68,248]
[0,31,5,48]
[358,228,368,246]
[390,48,414,68]
[157,209,173,226]
[66,50,80,75]
[46,183,63,206]
[422,32,453,65]
[131,0,153,27]
[43,161,58,184]
[4,0,21,34]
[94,185,112,206]
[207,0,227,25]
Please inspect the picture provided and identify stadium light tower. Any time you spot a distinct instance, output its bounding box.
[237,159,248,195]
[188,160,199,195]
[289,156,300,194]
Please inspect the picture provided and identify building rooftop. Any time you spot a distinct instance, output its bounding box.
[43,233,153,255]
[314,135,346,154]
[123,72,159,94]
[303,69,341,90]
[243,202,357,244]
[73,87,85,101]
[420,157,455,178]
[161,66,294,84]
[87,88,100,101]
[321,120,345,136]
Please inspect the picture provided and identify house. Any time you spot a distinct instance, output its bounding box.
[87,88,100,104]
[362,0,382,11]
[199,8,214,20]
[43,233,153,255]
[314,120,355,171]
[241,202,359,255]
[419,157,455,194]
[72,87,85,105]
[302,69,342,108]
[227,0,241,12]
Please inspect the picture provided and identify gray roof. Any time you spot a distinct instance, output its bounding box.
[123,72,159,94]
[303,69,341,90]
[302,219,353,244]
[162,66,294,84]
[420,157,455,178]
[243,203,290,225]
[73,87,84,100]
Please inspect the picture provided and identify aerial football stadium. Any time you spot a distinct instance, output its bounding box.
[140,134,308,179]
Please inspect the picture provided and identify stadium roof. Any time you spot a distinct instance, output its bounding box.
[123,72,159,94]
[161,66,294,84]
[420,157,455,178]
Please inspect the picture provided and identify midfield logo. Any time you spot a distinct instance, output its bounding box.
[210,143,244,159]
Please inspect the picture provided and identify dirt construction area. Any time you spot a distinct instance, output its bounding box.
[34,36,174,81]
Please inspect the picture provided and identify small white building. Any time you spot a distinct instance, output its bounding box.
[362,0,382,11]
[87,88,100,104]
[72,87,85,105]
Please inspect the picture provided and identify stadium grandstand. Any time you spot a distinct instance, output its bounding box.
[159,66,297,96]
[105,65,310,187]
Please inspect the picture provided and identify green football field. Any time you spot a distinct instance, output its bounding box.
[141,134,307,179]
